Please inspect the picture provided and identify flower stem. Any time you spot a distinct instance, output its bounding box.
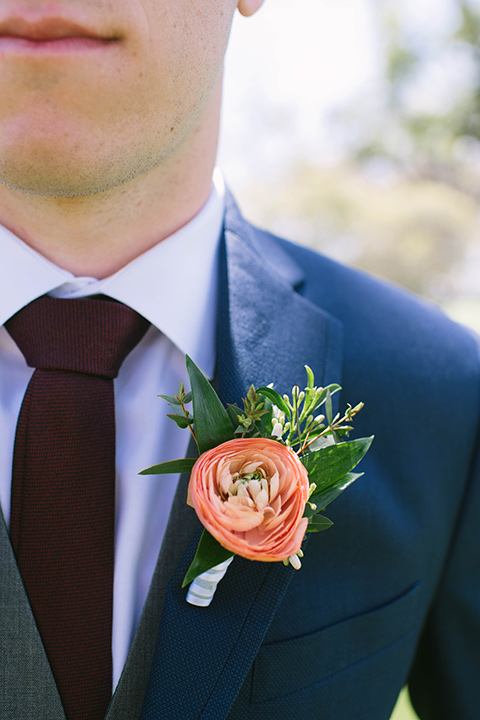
[181,402,197,444]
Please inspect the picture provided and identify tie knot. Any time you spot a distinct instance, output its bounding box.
[5,295,150,378]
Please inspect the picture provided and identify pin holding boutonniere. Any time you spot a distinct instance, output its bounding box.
[140,358,373,607]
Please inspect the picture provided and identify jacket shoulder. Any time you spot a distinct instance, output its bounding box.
[259,228,480,379]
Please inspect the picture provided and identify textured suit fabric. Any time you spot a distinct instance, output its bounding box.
[0,509,65,719]
[140,193,480,720]
[0,464,199,720]
[1,192,479,720]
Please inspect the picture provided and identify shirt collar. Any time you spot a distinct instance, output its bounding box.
[0,170,225,378]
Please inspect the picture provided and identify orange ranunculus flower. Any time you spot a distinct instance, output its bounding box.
[187,437,310,562]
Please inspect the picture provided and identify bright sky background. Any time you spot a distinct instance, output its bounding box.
[219,0,479,189]
[220,0,379,183]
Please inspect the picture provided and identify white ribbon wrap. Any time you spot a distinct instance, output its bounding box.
[186,556,234,607]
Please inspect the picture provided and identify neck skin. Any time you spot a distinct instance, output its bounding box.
[0,80,222,281]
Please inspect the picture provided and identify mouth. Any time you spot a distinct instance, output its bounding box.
[0,15,120,53]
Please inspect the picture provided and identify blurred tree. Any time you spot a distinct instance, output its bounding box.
[237,0,480,306]
[452,2,480,141]
[355,0,480,196]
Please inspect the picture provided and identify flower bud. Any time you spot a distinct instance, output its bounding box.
[272,422,283,438]
[288,554,302,570]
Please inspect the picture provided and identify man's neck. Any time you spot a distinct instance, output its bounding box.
[0,108,219,280]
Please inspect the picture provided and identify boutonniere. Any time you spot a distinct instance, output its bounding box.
[140,357,373,606]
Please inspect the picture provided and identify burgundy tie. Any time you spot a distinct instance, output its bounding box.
[5,295,150,720]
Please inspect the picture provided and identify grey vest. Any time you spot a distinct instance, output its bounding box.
[0,472,200,720]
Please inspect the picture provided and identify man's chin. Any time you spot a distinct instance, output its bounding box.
[0,178,103,199]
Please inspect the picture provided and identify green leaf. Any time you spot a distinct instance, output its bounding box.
[301,436,373,488]
[158,393,182,405]
[303,434,331,453]
[168,404,185,416]
[158,391,192,405]
[257,387,290,417]
[139,457,197,475]
[315,384,342,408]
[186,355,234,454]
[304,472,363,516]
[306,514,333,532]
[182,529,234,587]
[325,389,333,425]
[166,413,194,429]
[331,429,342,444]
[227,403,244,428]
[305,365,315,390]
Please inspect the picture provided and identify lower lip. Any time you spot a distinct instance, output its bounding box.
[0,36,114,55]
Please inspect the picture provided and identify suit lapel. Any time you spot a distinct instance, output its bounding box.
[140,195,344,720]
[215,191,343,405]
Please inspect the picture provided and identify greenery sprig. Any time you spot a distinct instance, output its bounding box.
[140,358,373,585]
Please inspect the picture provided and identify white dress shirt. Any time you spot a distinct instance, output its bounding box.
[0,171,225,687]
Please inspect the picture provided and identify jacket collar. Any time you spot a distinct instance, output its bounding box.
[140,193,344,720]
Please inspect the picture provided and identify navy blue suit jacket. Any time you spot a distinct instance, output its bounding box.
[140,192,480,719]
